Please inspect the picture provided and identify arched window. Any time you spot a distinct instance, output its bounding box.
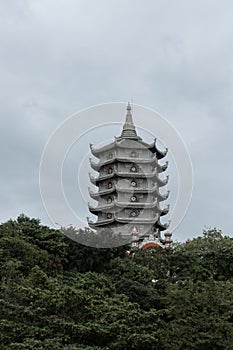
[108,167,113,174]
[130,165,137,172]
[107,196,112,203]
[130,151,137,158]
[108,152,113,159]
[130,195,137,202]
[131,180,137,187]
[130,209,140,217]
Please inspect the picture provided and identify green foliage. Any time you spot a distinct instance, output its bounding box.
[170,228,233,282]
[161,279,233,350]
[62,227,128,273]
[0,215,233,349]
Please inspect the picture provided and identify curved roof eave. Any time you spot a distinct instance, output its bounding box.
[149,139,168,159]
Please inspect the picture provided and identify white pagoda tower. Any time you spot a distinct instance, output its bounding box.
[87,103,172,249]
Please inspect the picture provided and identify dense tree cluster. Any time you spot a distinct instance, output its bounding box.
[0,214,233,349]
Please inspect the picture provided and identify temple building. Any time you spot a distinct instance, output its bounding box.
[87,103,172,249]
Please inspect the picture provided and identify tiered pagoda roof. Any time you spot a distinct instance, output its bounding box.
[90,138,168,159]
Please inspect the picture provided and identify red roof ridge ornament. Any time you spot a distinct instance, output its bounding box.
[164,231,173,244]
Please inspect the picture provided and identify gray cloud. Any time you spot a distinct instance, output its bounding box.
[1,0,233,241]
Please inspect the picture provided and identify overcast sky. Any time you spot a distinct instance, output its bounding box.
[1,0,233,242]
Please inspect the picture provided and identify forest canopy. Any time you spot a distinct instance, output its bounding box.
[0,214,233,349]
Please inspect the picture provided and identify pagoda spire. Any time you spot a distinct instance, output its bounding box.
[121,102,138,139]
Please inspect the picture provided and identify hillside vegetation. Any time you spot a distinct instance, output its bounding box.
[0,215,233,349]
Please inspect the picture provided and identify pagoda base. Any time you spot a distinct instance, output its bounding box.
[131,229,173,250]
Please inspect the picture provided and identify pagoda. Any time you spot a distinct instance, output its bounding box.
[87,103,171,249]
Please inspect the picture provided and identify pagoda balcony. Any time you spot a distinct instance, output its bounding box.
[115,184,158,193]
[115,171,167,186]
[115,215,160,224]
[88,186,116,199]
[90,157,115,171]
[89,185,169,202]
[116,200,159,209]
[87,213,163,228]
[114,185,169,200]
[115,211,159,222]
[117,202,169,214]
[88,199,162,214]
[87,216,115,228]
[114,187,169,201]
[89,166,168,185]
[116,169,158,178]
[89,156,159,171]
[88,201,115,214]
[89,169,161,185]
[89,172,115,185]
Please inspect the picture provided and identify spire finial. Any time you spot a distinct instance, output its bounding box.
[125,102,133,123]
[120,102,138,139]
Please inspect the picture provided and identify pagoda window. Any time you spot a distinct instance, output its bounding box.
[130,165,138,173]
[108,152,113,159]
[107,196,113,203]
[131,180,137,187]
[108,167,113,174]
[108,182,113,189]
[130,195,138,202]
[106,213,112,219]
[130,151,138,158]
[130,209,140,217]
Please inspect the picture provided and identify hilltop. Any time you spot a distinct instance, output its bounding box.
[0,215,233,349]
